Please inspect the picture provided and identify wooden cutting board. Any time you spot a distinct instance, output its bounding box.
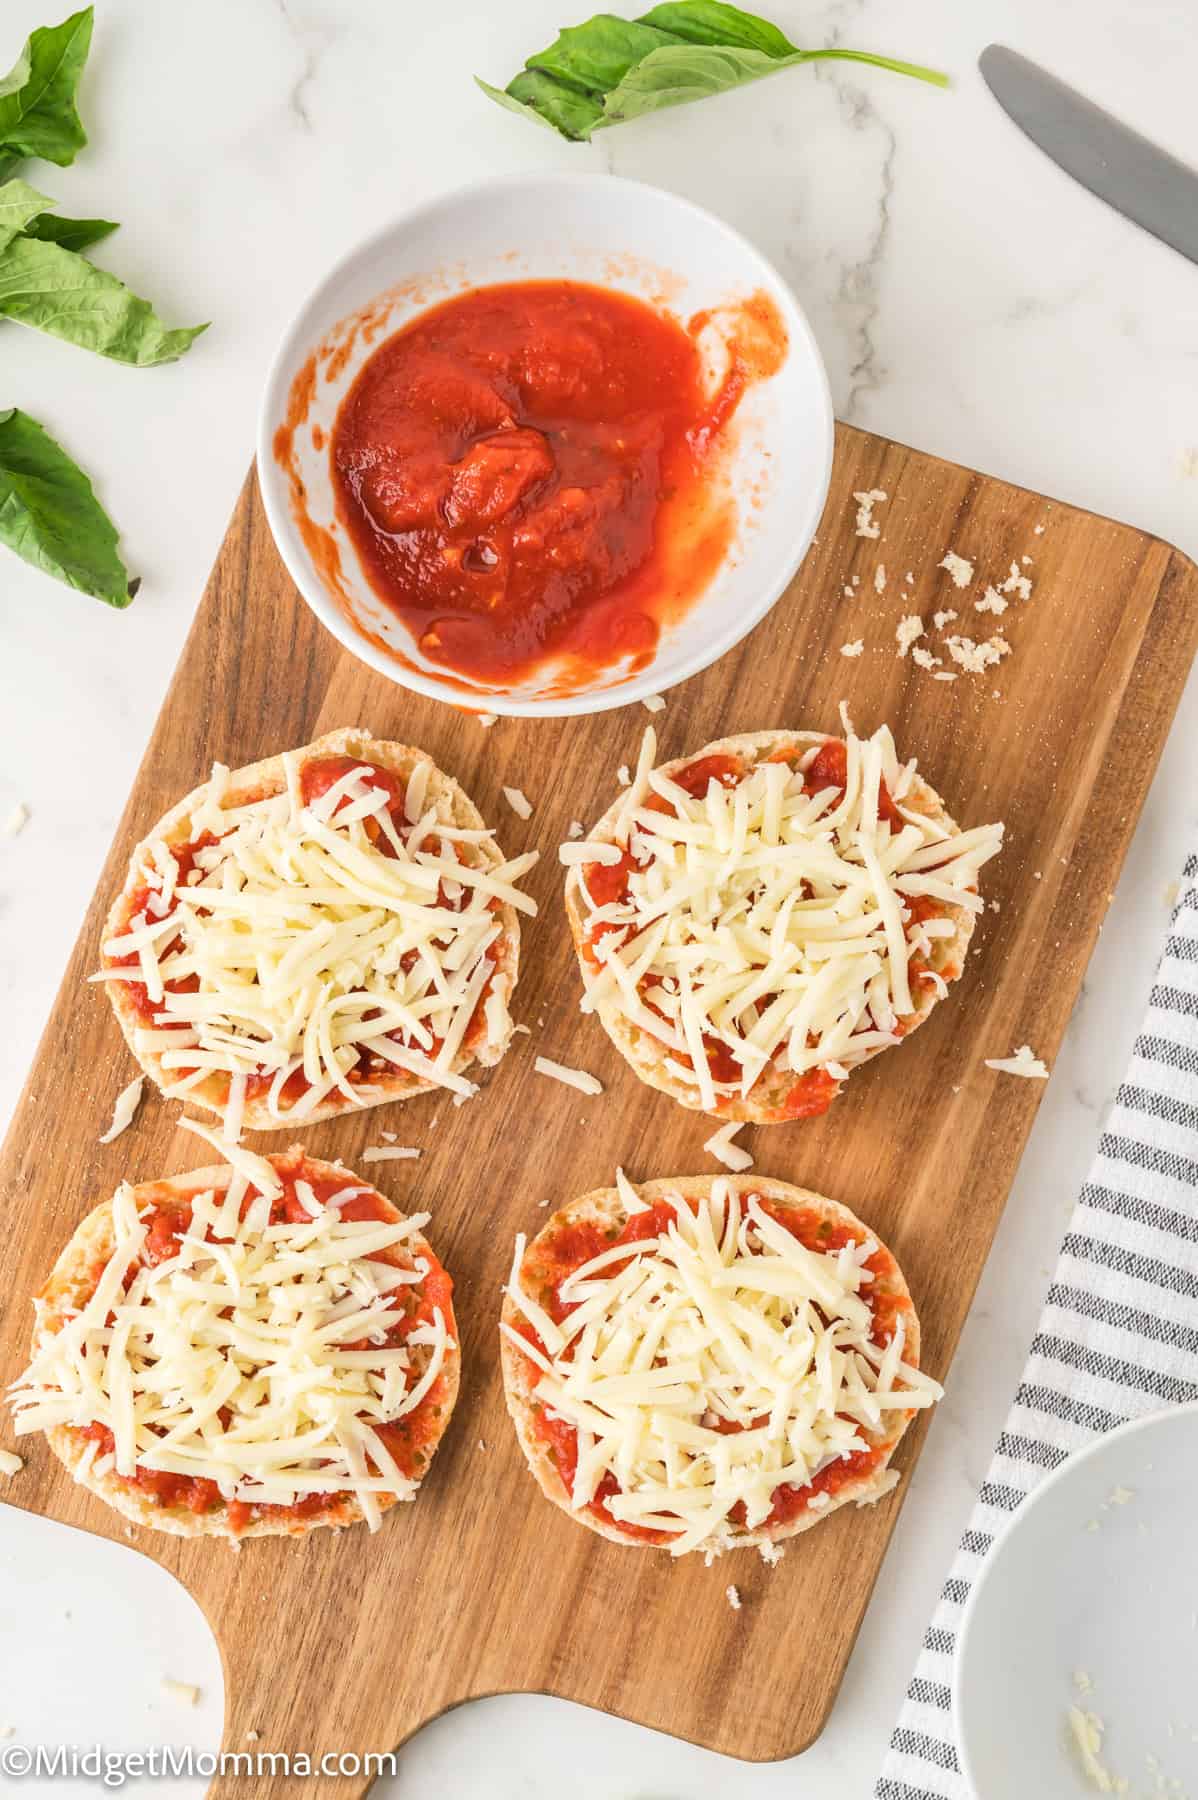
[2,423,1196,1797]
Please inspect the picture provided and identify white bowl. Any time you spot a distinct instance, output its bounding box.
[953,1402,1198,1799]
[257,171,832,718]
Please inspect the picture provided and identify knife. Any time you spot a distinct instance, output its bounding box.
[979,45,1198,267]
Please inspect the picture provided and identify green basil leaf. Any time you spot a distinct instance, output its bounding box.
[0,235,207,365]
[479,1,946,138]
[0,406,133,606]
[602,40,946,127]
[22,209,117,251]
[636,2,795,57]
[0,176,54,252]
[526,16,682,94]
[0,7,93,173]
[601,42,805,123]
[474,77,560,135]
[505,71,606,139]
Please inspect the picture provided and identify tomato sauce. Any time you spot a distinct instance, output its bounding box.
[69,1157,454,1533]
[516,1194,909,1542]
[327,281,785,691]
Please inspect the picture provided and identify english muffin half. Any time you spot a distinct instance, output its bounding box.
[98,726,536,1133]
[562,722,1002,1122]
[501,1172,940,1556]
[10,1146,459,1542]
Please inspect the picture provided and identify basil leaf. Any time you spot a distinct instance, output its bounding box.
[602,41,802,121]
[527,16,682,93]
[0,407,133,607]
[485,72,605,140]
[636,2,795,56]
[0,236,207,365]
[478,2,946,138]
[0,177,54,252]
[22,209,117,252]
[604,44,946,125]
[0,7,93,174]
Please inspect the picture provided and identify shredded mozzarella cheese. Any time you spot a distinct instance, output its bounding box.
[534,1056,603,1096]
[99,1077,144,1145]
[504,1181,941,1556]
[984,1044,1049,1079]
[569,725,1003,1107]
[95,754,537,1129]
[10,1159,453,1531]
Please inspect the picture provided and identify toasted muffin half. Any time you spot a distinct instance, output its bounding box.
[99,727,535,1133]
[12,1148,459,1542]
[563,724,1002,1123]
[501,1173,940,1556]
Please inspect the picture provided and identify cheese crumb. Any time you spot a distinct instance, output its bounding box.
[725,1584,742,1611]
[0,1449,23,1477]
[911,645,940,672]
[853,488,886,539]
[874,564,886,594]
[840,640,864,659]
[975,587,1008,615]
[1067,1705,1119,1792]
[984,1044,1049,1079]
[4,801,29,837]
[842,585,854,599]
[939,551,974,588]
[534,1055,603,1096]
[703,1120,753,1172]
[945,634,1011,674]
[617,765,631,787]
[896,615,924,656]
[502,786,533,820]
[99,1076,144,1146]
[1107,1485,1135,1506]
[245,1731,260,1743]
[642,694,666,714]
[759,1541,785,1567]
[932,609,958,630]
[360,1145,421,1163]
[566,820,585,840]
[477,713,497,729]
[904,571,914,585]
[931,671,957,683]
[1034,522,1045,534]
[162,1679,200,1708]
[1000,561,1033,601]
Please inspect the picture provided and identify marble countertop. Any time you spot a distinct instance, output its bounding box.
[2,0,1197,1794]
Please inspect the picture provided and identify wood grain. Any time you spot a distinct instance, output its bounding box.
[2,424,1196,1798]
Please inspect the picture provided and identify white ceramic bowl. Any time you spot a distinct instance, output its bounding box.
[954,1402,1198,1798]
[257,172,832,718]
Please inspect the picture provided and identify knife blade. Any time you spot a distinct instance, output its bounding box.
[979,44,1198,267]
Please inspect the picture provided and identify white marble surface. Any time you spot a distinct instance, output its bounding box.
[2,1,1197,1794]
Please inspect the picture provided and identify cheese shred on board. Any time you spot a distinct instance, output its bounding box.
[9,1150,459,1540]
[564,724,1003,1121]
[502,1177,941,1557]
[96,734,537,1133]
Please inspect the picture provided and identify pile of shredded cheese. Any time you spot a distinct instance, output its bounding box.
[97,756,537,1129]
[504,1176,941,1557]
[10,1151,453,1531]
[562,725,1003,1112]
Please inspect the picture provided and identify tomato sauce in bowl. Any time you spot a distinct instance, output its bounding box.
[325,279,784,691]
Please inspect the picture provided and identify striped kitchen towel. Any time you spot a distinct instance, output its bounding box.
[876,851,1198,1800]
